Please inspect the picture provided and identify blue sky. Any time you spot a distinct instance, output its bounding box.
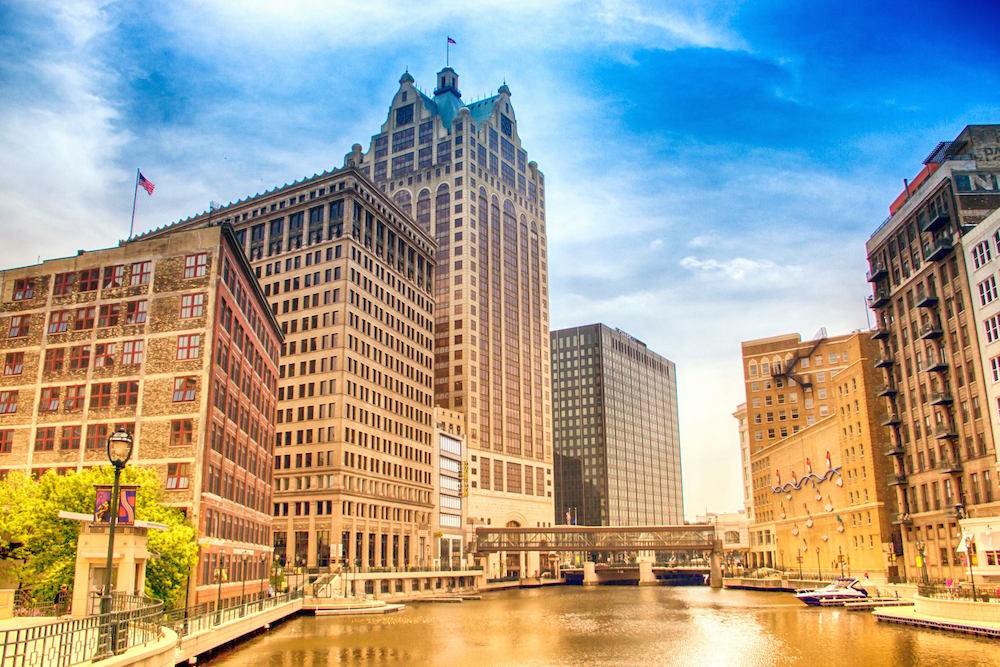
[2,0,1000,519]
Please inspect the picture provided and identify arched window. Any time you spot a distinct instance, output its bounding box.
[393,189,412,217]
[435,184,450,236]
[415,189,431,233]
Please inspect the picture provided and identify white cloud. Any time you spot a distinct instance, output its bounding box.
[679,255,798,282]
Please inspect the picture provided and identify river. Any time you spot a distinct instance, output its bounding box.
[204,586,999,666]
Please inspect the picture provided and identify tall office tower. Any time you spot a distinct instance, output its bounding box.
[740,332,895,576]
[138,167,437,571]
[551,324,683,526]
[0,224,281,607]
[865,125,1000,582]
[349,67,554,555]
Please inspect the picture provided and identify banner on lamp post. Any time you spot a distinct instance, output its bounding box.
[94,485,138,525]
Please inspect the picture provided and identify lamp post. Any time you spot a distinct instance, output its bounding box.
[816,547,822,581]
[966,537,977,601]
[100,428,133,657]
[214,556,227,624]
[839,546,845,577]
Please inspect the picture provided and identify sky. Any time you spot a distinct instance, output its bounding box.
[3,0,1000,520]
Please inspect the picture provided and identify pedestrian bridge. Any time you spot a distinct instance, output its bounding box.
[473,524,718,553]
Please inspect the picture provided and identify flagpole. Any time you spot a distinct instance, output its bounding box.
[446,37,449,66]
[128,168,139,240]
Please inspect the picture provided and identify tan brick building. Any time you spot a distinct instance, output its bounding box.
[865,125,1000,583]
[349,66,555,553]
[0,224,282,607]
[139,167,438,571]
[741,332,897,579]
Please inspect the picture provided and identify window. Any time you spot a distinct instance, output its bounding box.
[166,463,190,490]
[12,278,34,301]
[129,261,151,286]
[979,275,997,306]
[985,315,1000,344]
[177,334,201,360]
[98,304,120,328]
[39,387,60,412]
[53,272,76,295]
[78,268,100,292]
[94,343,115,368]
[184,253,209,278]
[173,377,197,402]
[47,310,71,334]
[3,352,22,376]
[60,426,81,450]
[180,294,205,319]
[43,348,64,373]
[103,265,124,288]
[90,382,111,408]
[125,300,147,324]
[973,240,993,269]
[117,380,139,407]
[64,385,85,411]
[121,340,144,366]
[0,391,17,414]
[69,345,90,371]
[170,419,194,447]
[7,316,28,338]
[34,427,55,451]
[74,307,95,330]
[86,424,109,450]
[0,430,11,453]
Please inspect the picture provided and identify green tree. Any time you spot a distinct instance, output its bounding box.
[0,466,198,608]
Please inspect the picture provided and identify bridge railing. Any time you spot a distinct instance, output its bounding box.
[473,525,718,553]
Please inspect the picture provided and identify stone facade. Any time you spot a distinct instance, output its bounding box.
[138,168,438,572]
[352,67,555,543]
[866,125,1000,583]
[0,224,282,607]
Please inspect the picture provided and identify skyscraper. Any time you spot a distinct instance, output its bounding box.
[551,324,683,526]
[865,125,1000,583]
[352,67,554,562]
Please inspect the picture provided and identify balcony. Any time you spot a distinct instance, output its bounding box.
[867,265,889,282]
[928,392,953,406]
[918,322,943,339]
[876,384,898,397]
[926,356,949,373]
[887,473,908,487]
[881,413,902,427]
[934,425,958,440]
[921,210,950,234]
[875,355,895,368]
[892,513,913,526]
[869,291,891,309]
[883,443,905,457]
[915,292,939,309]
[939,457,963,474]
[872,325,890,340]
[924,236,954,261]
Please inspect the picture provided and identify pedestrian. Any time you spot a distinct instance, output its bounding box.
[54,584,69,616]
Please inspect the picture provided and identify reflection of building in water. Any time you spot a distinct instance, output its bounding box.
[552,324,683,527]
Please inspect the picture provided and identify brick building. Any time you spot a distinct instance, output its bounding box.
[740,331,897,578]
[865,125,1000,582]
[0,224,282,607]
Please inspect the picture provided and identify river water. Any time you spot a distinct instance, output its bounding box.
[205,586,999,666]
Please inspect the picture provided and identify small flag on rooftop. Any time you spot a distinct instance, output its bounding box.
[138,172,155,196]
[447,36,456,44]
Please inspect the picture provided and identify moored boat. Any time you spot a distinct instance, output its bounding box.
[795,577,868,606]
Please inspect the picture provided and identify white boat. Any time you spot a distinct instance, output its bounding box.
[795,577,868,606]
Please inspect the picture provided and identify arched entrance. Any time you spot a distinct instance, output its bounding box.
[505,520,522,577]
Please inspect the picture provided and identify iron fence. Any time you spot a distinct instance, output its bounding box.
[162,590,301,639]
[0,592,162,667]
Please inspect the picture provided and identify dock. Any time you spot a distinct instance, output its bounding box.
[843,597,913,611]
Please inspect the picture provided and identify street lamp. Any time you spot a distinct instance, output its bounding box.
[966,536,977,601]
[839,546,845,577]
[100,428,133,656]
[816,547,822,581]
[214,556,228,624]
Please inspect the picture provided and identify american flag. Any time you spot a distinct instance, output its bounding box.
[447,36,456,45]
[138,172,155,196]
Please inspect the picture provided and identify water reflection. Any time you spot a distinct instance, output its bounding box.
[206,587,1000,666]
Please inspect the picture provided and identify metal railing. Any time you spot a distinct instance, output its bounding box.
[0,592,163,666]
[162,590,302,639]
